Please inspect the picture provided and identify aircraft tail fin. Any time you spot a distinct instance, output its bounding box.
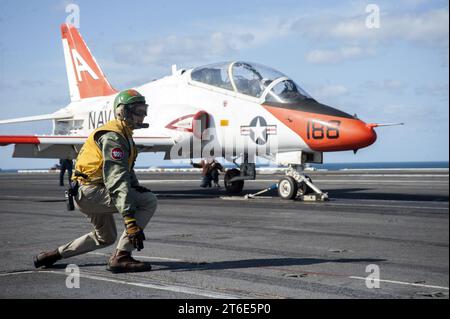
[61,23,117,102]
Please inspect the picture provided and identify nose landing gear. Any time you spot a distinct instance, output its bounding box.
[278,165,328,201]
[223,154,327,201]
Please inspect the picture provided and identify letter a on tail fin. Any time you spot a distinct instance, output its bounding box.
[61,23,117,102]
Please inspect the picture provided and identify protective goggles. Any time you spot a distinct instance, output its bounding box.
[126,104,148,117]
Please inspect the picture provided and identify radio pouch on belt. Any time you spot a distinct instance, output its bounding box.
[65,182,79,211]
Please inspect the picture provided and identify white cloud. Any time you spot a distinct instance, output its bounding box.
[114,32,255,68]
[377,103,448,122]
[309,84,349,100]
[382,9,449,46]
[363,80,407,94]
[298,8,449,45]
[110,7,449,68]
[415,83,449,96]
[295,7,449,65]
[111,15,296,69]
[305,46,373,64]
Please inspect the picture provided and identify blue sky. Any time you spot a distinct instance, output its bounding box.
[0,0,448,169]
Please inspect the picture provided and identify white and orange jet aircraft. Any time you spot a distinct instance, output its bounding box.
[0,24,400,200]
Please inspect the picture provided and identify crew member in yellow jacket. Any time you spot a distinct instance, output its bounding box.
[34,89,157,273]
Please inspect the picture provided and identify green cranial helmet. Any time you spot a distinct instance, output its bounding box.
[113,89,147,110]
[113,89,149,129]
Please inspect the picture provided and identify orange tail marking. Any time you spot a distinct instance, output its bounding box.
[61,24,117,100]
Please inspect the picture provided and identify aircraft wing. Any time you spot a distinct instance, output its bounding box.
[0,135,85,146]
[0,134,175,159]
[0,112,72,124]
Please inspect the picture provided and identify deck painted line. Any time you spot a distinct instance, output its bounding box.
[86,253,450,291]
[348,276,449,290]
[219,196,448,210]
[265,267,449,291]
[0,270,241,299]
[0,271,38,277]
[1,267,447,294]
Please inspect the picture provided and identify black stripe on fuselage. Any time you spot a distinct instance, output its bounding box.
[264,99,355,119]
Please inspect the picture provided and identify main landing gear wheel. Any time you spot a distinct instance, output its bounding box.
[278,176,298,200]
[224,169,244,195]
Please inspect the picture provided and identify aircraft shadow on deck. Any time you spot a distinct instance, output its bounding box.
[163,257,387,273]
[324,188,449,202]
[49,257,386,273]
[153,187,448,202]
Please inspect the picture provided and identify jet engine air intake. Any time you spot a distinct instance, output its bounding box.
[192,110,210,139]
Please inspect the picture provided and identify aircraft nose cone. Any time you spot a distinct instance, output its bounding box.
[358,122,377,148]
[341,119,378,151]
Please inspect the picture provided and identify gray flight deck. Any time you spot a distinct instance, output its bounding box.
[0,169,448,299]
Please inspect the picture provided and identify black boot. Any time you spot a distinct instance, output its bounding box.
[107,250,152,273]
[34,249,62,268]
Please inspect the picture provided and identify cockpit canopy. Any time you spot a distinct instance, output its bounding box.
[190,61,312,103]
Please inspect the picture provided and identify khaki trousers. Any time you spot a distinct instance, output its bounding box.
[58,184,157,259]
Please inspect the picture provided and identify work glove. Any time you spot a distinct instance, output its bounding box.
[133,185,152,193]
[124,216,145,251]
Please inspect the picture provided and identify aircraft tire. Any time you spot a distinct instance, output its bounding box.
[224,169,244,195]
[278,176,298,200]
